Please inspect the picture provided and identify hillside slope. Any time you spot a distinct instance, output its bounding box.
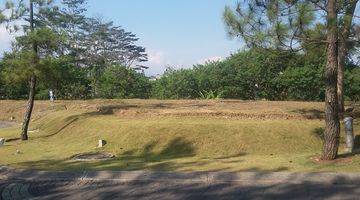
[0,100,359,172]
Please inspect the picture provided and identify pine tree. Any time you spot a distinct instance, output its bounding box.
[79,17,148,97]
[223,0,359,160]
[1,0,65,140]
[337,0,358,116]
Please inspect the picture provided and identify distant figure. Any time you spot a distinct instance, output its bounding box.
[49,90,55,102]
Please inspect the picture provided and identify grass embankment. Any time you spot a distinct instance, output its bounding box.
[0,99,359,172]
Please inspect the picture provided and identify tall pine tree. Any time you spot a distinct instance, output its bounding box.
[1,0,66,140]
[223,0,359,160]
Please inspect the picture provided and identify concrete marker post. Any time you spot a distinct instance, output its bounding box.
[344,117,354,153]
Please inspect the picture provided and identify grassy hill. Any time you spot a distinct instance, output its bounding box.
[0,99,359,172]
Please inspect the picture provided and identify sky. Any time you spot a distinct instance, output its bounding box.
[85,0,240,75]
[0,0,241,76]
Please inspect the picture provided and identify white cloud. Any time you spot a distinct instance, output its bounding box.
[148,50,165,65]
[197,56,223,65]
[145,50,227,76]
[145,49,172,76]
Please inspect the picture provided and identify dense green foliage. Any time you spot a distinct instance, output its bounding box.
[345,67,360,101]
[0,0,149,100]
[0,59,150,100]
[151,68,198,99]
[98,65,151,99]
[1,47,359,101]
[151,49,359,101]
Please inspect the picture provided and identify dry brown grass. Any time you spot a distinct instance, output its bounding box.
[0,99,328,122]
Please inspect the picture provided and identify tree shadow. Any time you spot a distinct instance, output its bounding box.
[3,101,203,143]
[121,137,196,160]
[147,103,174,109]
[3,167,360,199]
[238,166,289,173]
[11,137,199,171]
[354,135,360,149]
[96,104,139,115]
[41,117,79,138]
[80,102,176,116]
[292,109,324,119]
[312,127,325,140]
[212,152,247,160]
[5,137,21,142]
[5,116,79,142]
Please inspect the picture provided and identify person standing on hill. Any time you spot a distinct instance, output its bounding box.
[49,90,55,102]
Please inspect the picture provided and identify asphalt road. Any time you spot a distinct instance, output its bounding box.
[1,168,360,199]
[2,179,360,200]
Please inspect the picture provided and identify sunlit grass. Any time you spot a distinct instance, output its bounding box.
[0,99,359,172]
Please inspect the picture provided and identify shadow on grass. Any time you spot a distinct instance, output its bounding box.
[12,137,203,171]
[312,127,325,141]
[10,101,206,141]
[93,102,177,116]
[354,135,360,149]
[96,104,139,115]
[9,137,282,173]
[5,103,140,142]
[292,109,324,119]
[5,116,79,142]
[212,153,247,160]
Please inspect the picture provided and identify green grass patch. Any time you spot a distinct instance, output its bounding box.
[0,100,359,172]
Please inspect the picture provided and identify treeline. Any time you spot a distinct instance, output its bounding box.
[152,48,360,101]
[0,0,359,102]
[0,62,151,100]
[0,0,149,100]
[1,48,359,101]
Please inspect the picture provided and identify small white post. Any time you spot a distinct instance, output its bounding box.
[0,138,5,147]
[98,140,106,148]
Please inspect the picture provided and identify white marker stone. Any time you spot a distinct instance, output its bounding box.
[0,138,5,147]
[98,140,106,148]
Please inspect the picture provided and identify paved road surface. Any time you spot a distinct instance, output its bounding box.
[1,167,360,199]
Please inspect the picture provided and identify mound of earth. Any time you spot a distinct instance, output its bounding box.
[72,152,115,161]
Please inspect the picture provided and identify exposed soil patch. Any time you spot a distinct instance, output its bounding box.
[114,109,315,120]
[72,152,116,161]
[311,156,353,165]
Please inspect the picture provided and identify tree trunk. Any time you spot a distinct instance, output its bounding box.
[321,0,340,160]
[337,0,358,117]
[337,42,346,117]
[20,0,38,141]
[21,75,36,141]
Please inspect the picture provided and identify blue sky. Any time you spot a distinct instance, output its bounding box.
[85,0,241,75]
[0,0,242,75]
